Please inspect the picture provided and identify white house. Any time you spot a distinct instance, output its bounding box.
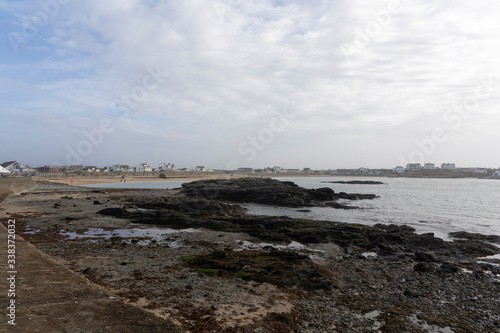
[1,161,34,173]
[83,166,98,172]
[111,164,132,172]
[358,167,369,174]
[194,166,206,172]
[0,165,11,174]
[159,163,176,171]
[406,163,422,171]
[493,170,500,177]
[393,166,405,173]
[474,168,488,174]
[137,162,153,172]
[441,163,456,170]
[424,163,436,170]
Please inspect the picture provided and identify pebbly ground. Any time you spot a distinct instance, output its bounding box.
[2,181,500,332]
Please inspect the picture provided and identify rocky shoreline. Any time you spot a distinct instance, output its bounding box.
[320,180,386,185]
[3,179,500,332]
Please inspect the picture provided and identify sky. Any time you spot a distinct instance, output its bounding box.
[1,0,500,170]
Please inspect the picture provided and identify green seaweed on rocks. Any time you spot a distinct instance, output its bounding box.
[183,249,334,290]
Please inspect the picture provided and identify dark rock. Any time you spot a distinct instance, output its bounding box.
[441,263,459,273]
[180,178,377,207]
[94,200,102,205]
[404,289,422,297]
[336,192,379,200]
[377,243,402,254]
[324,201,359,209]
[415,251,437,262]
[449,231,500,245]
[184,249,334,290]
[98,207,129,218]
[413,262,434,272]
[374,224,416,233]
[320,180,385,185]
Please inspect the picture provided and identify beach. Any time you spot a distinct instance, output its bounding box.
[33,172,247,186]
[1,177,500,332]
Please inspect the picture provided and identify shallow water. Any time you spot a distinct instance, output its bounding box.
[85,177,500,240]
[59,226,197,247]
[248,177,500,240]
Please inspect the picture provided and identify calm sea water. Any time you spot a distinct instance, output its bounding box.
[84,177,500,240]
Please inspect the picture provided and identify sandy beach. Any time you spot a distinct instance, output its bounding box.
[33,172,252,186]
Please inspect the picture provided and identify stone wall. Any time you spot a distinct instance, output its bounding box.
[0,178,38,202]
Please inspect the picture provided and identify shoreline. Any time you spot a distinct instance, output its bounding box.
[1,179,499,331]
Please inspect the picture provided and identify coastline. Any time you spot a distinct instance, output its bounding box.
[1,178,500,331]
[15,167,498,188]
[34,173,249,186]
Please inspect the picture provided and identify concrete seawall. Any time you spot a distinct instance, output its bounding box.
[0,177,38,202]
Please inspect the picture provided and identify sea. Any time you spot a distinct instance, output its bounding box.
[84,177,500,241]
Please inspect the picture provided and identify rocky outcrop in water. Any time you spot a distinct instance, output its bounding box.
[180,177,377,208]
[320,180,385,185]
[449,231,500,244]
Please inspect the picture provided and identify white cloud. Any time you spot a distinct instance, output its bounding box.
[2,0,500,168]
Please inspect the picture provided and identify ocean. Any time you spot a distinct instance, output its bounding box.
[84,177,500,240]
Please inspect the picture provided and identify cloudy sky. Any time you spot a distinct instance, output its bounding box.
[1,0,500,170]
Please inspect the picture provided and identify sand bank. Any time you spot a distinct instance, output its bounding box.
[34,172,252,186]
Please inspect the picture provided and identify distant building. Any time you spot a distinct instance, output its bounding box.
[137,162,153,172]
[493,170,500,177]
[194,166,206,172]
[159,163,176,171]
[83,166,98,172]
[1,161,35,173]
[393,166,405,173]
[441,163,456,170]
[474,168,488,174]
[357,167,369,174]
[301,168,312,173]
[424,163,436,170]
[405,163,422,171]
[36,166,65,173]
[281,169,300,173]
[64,165,84,172]
[237,167,253,173]
[0,165,10,174]
[111,164,131,172]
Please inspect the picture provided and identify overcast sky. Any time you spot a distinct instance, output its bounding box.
[1,0,500,170]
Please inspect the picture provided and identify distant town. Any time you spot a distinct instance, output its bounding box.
[1,160,499,178]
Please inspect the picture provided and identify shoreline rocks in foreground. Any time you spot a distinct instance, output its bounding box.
[5,179,500,332]
[99,178,500,264]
